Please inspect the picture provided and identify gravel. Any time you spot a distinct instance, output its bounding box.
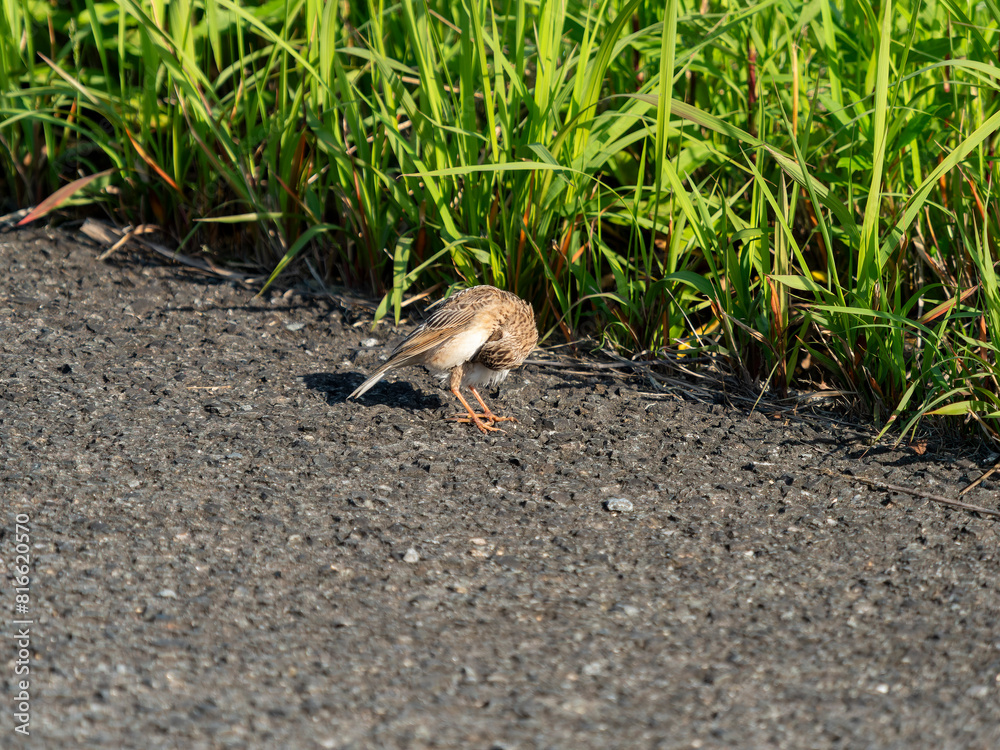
[604,497,634,512]
[1,225,999,749]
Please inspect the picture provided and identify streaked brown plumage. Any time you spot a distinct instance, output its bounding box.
[349,285,538,433]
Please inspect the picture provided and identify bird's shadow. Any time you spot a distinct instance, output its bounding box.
[303,372,444,410]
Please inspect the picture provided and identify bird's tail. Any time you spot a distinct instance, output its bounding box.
[348,362,395,399]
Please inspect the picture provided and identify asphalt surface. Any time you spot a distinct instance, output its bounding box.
[2,225,999,749]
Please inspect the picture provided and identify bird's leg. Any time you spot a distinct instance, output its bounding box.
[448,386,504,434]
[469,386,516,423]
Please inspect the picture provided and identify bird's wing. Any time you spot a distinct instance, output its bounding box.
[386,308,489,366]
[384,291,497,364]
[420,289,494,332]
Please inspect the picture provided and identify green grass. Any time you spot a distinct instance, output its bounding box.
[3,0,1000,442]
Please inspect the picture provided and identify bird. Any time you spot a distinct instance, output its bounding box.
[349,285,538,434]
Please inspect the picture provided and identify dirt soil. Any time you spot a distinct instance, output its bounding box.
[2,225,999,750]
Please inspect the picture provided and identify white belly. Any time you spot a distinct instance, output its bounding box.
[424,326,491,371]
[461,362,509,389]
[430,361,509,389]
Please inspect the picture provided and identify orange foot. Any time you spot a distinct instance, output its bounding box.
[449,386,513,434]
[449,412,517,424]
[448,414,505,434]
[487,414,518,423]
[467,387,518,424]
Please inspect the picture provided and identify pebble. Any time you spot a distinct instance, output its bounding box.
[402,548,420,563]
[285,321,306,331]
[157,589,177,599]
[605,498,634,512]
[361,337,379,347]
[612,602,640,616]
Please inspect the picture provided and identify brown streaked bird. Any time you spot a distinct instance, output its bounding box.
[349,285,538,433]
